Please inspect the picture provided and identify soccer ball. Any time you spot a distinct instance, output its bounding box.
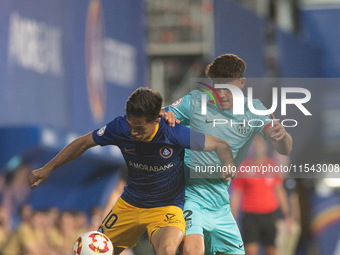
[73,231,113,255]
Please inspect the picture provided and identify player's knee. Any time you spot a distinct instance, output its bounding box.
[155,243,178,255]
[182,244,204,255]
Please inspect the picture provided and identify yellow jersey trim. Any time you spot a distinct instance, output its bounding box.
[142,123,159,142]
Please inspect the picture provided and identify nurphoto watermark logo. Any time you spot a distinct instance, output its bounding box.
[197,82,312,128]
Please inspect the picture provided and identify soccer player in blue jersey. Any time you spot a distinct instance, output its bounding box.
[163,54,293,255]
[29,88,236,255]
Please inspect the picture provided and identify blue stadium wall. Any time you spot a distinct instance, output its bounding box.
[300,4,340,78]
[0,0,146,132]
[0,0,146,213]
[214,0,267,78]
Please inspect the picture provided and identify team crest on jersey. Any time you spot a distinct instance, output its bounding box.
[97,126,106,136]
[237,122,250,135]
[160,146,173,158]
[171,98,183,107]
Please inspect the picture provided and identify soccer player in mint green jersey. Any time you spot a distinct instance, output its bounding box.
[163,54,292,255]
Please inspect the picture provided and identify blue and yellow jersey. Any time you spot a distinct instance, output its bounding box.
[92,116,205,209]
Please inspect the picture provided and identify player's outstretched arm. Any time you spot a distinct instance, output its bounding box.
[203,134,236,181]
[29,132,97,189]
[264,114,293,155]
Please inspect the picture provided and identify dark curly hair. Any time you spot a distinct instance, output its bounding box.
[125,87,163,123]
[205,54,246,83]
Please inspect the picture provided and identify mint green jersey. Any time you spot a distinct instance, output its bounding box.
[166,90,272,209]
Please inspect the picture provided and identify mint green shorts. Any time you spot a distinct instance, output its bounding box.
[184,201,245,255]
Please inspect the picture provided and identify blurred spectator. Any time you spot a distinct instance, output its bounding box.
[18,204,33,224]
[0,206,11,248]
[47,207,60,234]
[2,208,58,255]
[0,161,156,255]
[231,134,292,255]
[1,204,33,255]
[0,157,32,228]
[89,205,104,232]
[274,152,301,255]
[53,210,79,255]
[0,174,5,202]
[46,207,63,254]
[74,210,89,236]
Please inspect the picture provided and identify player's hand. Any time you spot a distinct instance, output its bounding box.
[270,113,287,141]
[29,167,51,189]
[161,111,180,127]
[221,166,237,181]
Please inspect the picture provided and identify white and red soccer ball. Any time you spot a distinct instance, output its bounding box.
[73,231,113,255]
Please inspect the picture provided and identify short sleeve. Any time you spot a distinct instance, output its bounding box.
[172,124,205,151]
[92,117,122,146]
[165,94,191,126]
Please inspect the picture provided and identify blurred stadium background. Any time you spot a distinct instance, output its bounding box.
[0,0,340,254]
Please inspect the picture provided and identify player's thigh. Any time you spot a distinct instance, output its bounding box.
[182,202,213,255]
[99,197,144,249]
[183,202,212,236]
[151,226,183,254]
[211,211,244,255]
[179,234,205,255]
[141,205,185,252]
[142,205,185,239]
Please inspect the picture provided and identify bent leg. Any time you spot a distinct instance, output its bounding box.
[151,226,183,255]
[245,242,259,255]
[211,207,245,255]
[100,198,144,250]
[264,245,276,255]
[180,234,204,255]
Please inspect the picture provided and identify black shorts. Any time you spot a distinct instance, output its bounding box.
[242,211,278,246]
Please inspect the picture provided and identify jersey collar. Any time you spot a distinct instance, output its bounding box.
[142,123,159,142]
